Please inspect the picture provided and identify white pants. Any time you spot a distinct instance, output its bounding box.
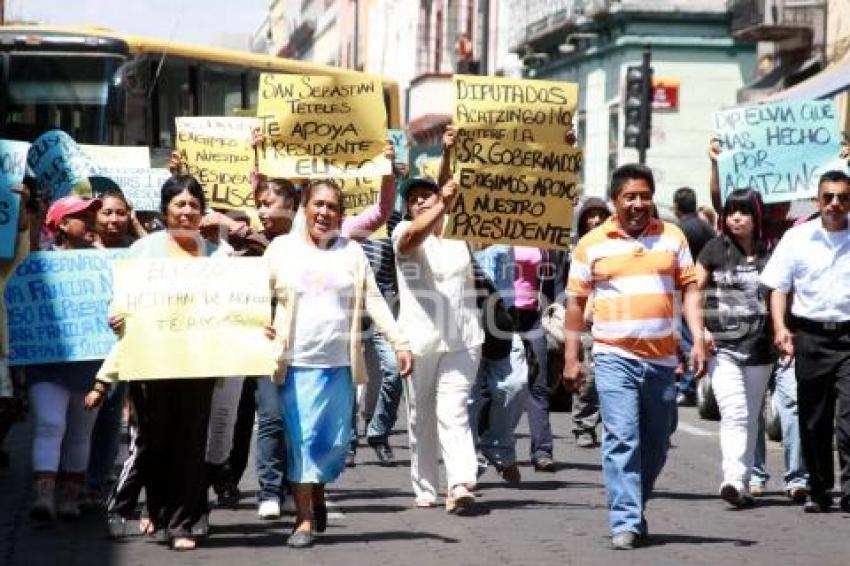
[404,346,481,502]
[30,381,100,473]
[710,353,772,489]
[205,376,245,465]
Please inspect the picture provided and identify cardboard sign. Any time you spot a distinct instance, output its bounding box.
[97,167,171,211]
[4,249,128,365]
[445,75,582,249]
[256,73,391,179]
[112,257,276,380]
[175,116,257,210]
[27,130,100,202]
[1,140,29,258]
[80,145,150,169]
[388,129,409,165]
[338,177,387,239]
[714,99,846,203]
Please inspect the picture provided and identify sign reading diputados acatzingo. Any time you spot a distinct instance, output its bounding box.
[445,75,583,250]
[714,99,848,204]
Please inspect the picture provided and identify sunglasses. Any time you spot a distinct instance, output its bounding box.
[820,192,850,205]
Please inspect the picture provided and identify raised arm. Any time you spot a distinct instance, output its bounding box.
[708,137,722,215]
[437,124,456,188]
[395,180,457,256]
[341,140,397,241]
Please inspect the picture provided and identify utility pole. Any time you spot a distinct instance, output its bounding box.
[479,0,490,75]
[638,44,652,164]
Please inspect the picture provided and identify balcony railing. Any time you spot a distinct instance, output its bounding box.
[729,0,827,43]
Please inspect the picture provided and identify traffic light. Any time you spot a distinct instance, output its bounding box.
[623,62,652,152]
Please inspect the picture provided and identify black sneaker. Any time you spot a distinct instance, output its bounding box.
[372,444,395,467]
[803,495,831,513]
[214,481,241,509]
[533,455,555,472]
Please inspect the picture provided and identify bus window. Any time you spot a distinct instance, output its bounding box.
[1,53,124,144]
[201,66,244,116]
[153,58,195,148]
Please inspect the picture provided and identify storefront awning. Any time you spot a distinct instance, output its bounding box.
[768,50,850,101]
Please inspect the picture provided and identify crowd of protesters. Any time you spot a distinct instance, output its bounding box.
[0,127,849,554]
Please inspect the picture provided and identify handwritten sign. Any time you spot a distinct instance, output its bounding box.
[339,177,387,239]
[98,167,171,211]
[714,100,846,203]
[27,130,100,202]
[112,257,276,380]
[81,145,150,169]
[1,140,29,258]
[175,117,257,210]
[4,249,128,365]
[388,129,409,165]
[256,73,391,179]
[445,75,582,249]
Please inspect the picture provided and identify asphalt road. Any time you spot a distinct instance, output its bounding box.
[1,404,848,566]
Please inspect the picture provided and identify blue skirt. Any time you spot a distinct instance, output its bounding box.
[280,366,353,484]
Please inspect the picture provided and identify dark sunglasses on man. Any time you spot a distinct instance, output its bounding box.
[820,191,850,205]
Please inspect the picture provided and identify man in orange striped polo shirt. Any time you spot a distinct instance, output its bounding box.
[563,164,707,550]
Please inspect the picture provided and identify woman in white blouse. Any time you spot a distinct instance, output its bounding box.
[393,177,484,514]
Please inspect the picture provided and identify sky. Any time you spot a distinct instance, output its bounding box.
[6,0,268,48]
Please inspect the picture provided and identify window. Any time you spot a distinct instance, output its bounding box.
[201,66,244,116]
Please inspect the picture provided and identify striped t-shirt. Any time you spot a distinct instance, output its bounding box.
[567,216,696,366]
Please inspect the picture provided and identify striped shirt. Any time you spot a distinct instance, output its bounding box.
[567,216,696,366]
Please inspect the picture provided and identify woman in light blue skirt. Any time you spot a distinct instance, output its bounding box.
[265,180,412,548]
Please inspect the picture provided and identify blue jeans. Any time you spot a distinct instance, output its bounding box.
[751,360,808,489]
[255,376,286,502]
[515,310,552,461]
[86,381,128,490]
[366,330,403,444]
[677,319,695,397]
[469,334,528,469]
[595,353,676,535]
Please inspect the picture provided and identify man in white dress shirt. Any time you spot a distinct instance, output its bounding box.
[761,170,850,514]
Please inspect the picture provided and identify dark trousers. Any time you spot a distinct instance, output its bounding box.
[516,309,552,460]
[793,327,850,501]
[137,378,215,537]
[228,379,256,485]
[107,382,146,517]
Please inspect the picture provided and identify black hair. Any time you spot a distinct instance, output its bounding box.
[609,163,655,200]
[258,177,299,211]
[160,175,206,215]
[673,186,697,214]
[301,179,345,216]
[722,188,765,249]
[98,187,130,209]
[818,170,850,191]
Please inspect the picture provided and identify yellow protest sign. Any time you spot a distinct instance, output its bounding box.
[338,177,387,239]
[444,75,583,249]
[175,116,257,210]
[112,257,277,380]
[256,73,391,179]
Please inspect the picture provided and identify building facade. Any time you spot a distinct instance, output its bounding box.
[513,0,756,207]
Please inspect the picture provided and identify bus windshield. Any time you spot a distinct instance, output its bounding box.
[1,52,124,144]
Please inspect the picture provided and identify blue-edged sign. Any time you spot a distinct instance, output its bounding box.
[26,130,100,203]
[713,99,847,204]
[5,248,129,365]
[0,140,29,259]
